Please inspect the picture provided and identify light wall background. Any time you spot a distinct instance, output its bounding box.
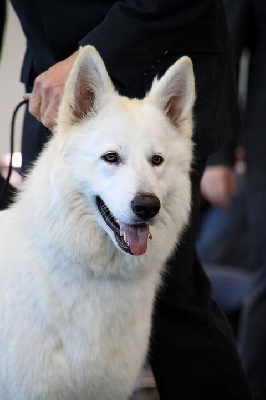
[0,3,26,158]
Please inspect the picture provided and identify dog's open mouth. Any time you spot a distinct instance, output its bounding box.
[96,196,151,256]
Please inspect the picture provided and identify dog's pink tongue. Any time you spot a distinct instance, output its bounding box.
[121,223,150,256]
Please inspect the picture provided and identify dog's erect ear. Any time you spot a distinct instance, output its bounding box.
[146,57,195,135]
[57,46,114,128]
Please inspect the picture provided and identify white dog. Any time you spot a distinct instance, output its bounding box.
[0,46,195,399]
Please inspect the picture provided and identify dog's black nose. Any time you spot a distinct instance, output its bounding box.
[131,194,161,220]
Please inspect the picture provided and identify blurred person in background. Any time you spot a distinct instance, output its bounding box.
[200,0,266,398]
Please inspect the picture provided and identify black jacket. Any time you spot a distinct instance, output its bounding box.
[10,0,239,161]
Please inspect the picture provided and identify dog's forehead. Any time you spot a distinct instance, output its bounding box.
[71,95,181,158]
[98,96,178,141]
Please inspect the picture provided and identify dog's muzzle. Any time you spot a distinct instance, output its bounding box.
[96,194,160,256]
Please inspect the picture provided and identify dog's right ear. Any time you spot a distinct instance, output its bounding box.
[57,46,114,129]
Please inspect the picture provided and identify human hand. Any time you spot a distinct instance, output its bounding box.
[200,165,237,209]
[23,51,78,130]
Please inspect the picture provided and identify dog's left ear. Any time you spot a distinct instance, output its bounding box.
[146,56,195,135]
[57,46,114,129]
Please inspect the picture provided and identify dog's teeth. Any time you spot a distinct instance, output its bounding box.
[120,230,124,237]
[123,234,129,247]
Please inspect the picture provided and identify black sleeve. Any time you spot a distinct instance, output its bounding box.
[206,138,236,167]
[79,0,224,87]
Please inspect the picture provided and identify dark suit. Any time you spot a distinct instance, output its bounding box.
[8,1,252,398]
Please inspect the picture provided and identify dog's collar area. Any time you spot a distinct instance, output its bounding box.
[95,196,151,256]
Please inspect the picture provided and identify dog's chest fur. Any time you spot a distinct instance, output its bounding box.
[0,218,159,399]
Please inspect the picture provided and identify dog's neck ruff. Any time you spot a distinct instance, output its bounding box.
[96,196,151,256]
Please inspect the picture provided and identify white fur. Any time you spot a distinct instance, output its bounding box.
[0,46,195,399]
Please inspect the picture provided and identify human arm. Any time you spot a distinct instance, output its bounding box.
[201,165,237,209]
[200,141,237,209]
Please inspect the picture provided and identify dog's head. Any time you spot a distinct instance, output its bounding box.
[55,46,195,257]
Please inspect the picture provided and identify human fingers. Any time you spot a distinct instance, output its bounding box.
[40,93,61,130]
[27,71,59,129]
[27,53,78,129]
[201,166,236,209]
[28,74,44,122]
[23,93,31,101]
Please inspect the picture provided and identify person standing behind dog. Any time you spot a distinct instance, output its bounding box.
[5,1,252,398]
[200,0,266,398]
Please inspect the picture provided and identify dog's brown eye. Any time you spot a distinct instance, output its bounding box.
[102,152,119,163]
[151,154,164,166]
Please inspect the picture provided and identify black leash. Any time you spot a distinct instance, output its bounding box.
[0,99,28,200]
